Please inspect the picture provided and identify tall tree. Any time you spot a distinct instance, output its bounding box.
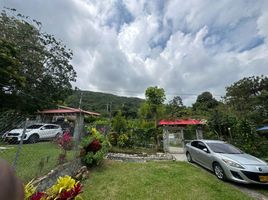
[141,86,166,149]
[166,96,186,118]
[0,9,76,113]
[144,86,166,125]
[192,91,219,111]
[225,76,268,123]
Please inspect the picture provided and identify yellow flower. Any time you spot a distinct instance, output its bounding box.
[24,180,37,200]
[91,128,97,136]
[47,175,76,196]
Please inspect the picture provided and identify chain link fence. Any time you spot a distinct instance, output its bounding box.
[0,110,83,183]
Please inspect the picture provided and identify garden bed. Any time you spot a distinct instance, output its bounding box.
[106,152,173,162]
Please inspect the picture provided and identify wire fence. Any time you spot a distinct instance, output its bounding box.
[0,110,83,183]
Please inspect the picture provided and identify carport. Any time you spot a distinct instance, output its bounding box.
[37,105,100,140]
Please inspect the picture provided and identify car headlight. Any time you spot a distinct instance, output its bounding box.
[222,159,244,169]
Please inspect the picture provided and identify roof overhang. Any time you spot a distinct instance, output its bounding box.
[158,119,205,126]
[38,105,100,116]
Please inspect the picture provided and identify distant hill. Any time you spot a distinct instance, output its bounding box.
[65,90,145,117]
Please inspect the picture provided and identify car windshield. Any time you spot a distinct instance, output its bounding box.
[27,125,43,129]
[207,143,243,154]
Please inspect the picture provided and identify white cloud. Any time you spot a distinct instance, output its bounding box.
[1,0,268,106]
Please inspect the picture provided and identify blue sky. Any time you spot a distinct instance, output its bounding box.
[1,0,268,105]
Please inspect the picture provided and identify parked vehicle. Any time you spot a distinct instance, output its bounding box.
[185,140,268,184]
[4,124,63,143]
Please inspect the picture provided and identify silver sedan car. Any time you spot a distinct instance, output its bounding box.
[185,140,268,184]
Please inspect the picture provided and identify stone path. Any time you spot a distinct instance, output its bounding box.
[170,153,187,161]
[167,147,187,161]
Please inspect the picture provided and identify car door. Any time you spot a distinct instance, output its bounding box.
[197,141,213,169]
[45,124,59,138]
[39,125,51,139]
[189,141,199,162]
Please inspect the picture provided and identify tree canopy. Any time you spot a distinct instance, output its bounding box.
[0,9,76,113]
[192,91,219,111]
[225,76,268,123]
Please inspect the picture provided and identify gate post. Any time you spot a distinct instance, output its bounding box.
[196,126,203,139]
[180,127,185,149]
[163,127,169,153]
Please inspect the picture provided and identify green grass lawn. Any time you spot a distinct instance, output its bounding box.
[0,142,76,182]
[82,161,253,200]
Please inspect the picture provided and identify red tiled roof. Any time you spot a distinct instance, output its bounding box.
[38,106,100,116]
[158,119,204,126]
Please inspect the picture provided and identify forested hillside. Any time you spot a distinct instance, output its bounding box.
[65,90,144,117]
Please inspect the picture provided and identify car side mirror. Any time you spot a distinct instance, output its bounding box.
[40,127,44,130]
[203,148,209,153]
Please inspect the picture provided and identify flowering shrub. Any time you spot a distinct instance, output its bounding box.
[24,175,82,200]
[80,128,110,166]
[56,132,74,164]
[57,132,74,151]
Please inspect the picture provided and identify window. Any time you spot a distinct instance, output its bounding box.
[27,125,43,129]
[207,143,243,154]
[191,141,199,148]
[197,142,207,150]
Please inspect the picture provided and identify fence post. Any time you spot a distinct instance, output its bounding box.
[13,118,28,170]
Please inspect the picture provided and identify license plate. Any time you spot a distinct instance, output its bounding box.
[259,176,268,182]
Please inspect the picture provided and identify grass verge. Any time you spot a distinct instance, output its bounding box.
[0,142,76,182]
[82,161,253,200]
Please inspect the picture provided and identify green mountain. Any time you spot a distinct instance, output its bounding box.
[66,90,145,118]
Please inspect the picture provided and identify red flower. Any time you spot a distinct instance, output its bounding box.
[57,132,73,151]
[30,192,46,200]
[86,139,101,153]
[59,183,83,200]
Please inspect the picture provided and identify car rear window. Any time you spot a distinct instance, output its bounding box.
[207,143,243,154]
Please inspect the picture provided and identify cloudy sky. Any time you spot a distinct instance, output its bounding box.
[1,0,268,105]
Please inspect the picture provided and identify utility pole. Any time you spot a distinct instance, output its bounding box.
[109,102,112,121]
[78,92,83,109]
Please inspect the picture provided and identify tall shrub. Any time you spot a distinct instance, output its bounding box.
[80,128,110,166]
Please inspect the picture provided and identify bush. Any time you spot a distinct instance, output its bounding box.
[117,133,129,148]
[56,132,74,164]
[57,132,73,151]
[24,175,82,200]
[107,132,118,146]
[80,128,110,167]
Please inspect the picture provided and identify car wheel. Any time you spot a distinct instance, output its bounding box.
[186,152,193,163]
[213,163,226,180]
[28,134,39,144]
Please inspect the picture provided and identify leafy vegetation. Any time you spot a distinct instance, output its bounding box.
[80,128,110,167]
[24,175,83,200]
[0,9,76,113]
